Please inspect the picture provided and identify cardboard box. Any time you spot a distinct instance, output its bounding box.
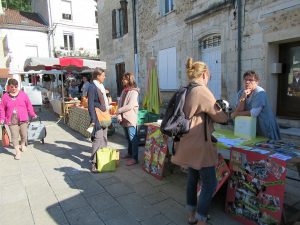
[234,116,256,139]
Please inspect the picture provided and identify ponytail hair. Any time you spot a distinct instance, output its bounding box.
[185,57,208,81]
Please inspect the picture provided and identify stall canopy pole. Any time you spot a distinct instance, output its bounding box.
[61,73,66,122]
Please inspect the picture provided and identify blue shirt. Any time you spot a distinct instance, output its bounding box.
[236,86,281,140]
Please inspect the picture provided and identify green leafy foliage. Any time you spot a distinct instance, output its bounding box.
[1,0,32,12]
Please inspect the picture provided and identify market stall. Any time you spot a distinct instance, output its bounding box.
[142,123,300,225]
[23,57,106,120]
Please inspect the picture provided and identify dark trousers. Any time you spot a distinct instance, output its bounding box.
[90,128,107,164]
[186,166,217,222]
[123,126,139,161]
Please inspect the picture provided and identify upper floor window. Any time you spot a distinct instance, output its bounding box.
[112,0,128,39]
[61,0,72,20]
[160,0,174,15]
[64,34,74,50]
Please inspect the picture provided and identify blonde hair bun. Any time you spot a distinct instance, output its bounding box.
[185,57,208,80]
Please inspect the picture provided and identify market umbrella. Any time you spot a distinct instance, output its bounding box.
[142,58,161,114]
[24,57,106,71]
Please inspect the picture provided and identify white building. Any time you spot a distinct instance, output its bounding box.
[0,8,49,72]
[32,0,100,60]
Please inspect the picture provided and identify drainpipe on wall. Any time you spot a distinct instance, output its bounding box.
[237,0,242,90]
[47,0,54,57]
[132,0,139,87]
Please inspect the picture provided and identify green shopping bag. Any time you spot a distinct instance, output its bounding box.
[96,147,119,172]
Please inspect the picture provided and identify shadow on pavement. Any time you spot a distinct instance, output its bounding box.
[32,141,91,170]
[46,166,131,225]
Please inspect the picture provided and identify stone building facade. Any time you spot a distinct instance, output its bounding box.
[97,0,135,95]
[98,0,300,123]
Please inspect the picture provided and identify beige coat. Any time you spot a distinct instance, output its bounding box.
[117,88,139,127]
[171,81,228,170]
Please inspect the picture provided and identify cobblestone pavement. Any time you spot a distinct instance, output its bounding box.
[0,108,299,225]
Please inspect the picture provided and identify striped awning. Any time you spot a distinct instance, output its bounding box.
[24,57,106,72]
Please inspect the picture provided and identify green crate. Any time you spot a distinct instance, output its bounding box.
[137,117,146,125]
[138,109,148,118]
[147,113,160,122]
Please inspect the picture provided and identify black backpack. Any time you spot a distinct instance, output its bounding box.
[160,83,200,145]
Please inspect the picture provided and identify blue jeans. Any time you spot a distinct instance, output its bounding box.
[186,166,217,222]
[123,126,139,161]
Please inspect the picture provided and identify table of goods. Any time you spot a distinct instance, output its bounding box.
[143,124,168,180]
[67,106,91,138]
[226,147,287,225]
[142,125,300,225]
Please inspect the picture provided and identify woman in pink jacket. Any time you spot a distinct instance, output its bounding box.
[117,72,140,166]
[0,78,37,160]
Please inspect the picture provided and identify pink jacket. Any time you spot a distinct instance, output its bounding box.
[0,91,36,125]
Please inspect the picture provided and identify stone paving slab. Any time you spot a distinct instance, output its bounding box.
[1,108,299,225]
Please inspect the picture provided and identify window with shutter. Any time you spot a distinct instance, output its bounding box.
[160,0,174,15]
[64,33,74,50]
[61,0,72,20]
[158,47,177,90]
[111,1,128,39]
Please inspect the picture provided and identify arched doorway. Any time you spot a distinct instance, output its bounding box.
[199,34,221,99]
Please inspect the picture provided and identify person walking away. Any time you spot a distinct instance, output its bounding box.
[171,58,228,225]
[0,78,37,160]
[231,70,280,140]
[87,68,109,172]
[116,72,139,166]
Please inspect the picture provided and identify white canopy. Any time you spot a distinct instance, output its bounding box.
[24,57,106,72]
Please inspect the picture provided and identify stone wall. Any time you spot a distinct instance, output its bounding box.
[98,0,300,115]
[98,0,135,97]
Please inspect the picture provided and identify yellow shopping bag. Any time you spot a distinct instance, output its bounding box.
[96,147,120,172]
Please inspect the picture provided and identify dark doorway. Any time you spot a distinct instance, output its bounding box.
[277,42,300,118]
[115,62,125,96]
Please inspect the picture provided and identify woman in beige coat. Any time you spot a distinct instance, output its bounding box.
[117,72,140,166]
[171,58,228,225]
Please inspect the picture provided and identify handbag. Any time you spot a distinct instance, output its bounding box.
[2,125,10,147]
[95,108,112,128]
[96,147,120,172]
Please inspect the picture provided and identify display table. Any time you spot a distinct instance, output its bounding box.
[67,106,91,138]
[226,146,287,225]
[142,124,300,179]
[67,106,117,138]
[213,129,267,160]
[142,124,300,225]
[50,99,80,117]
[50,99,63,115]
